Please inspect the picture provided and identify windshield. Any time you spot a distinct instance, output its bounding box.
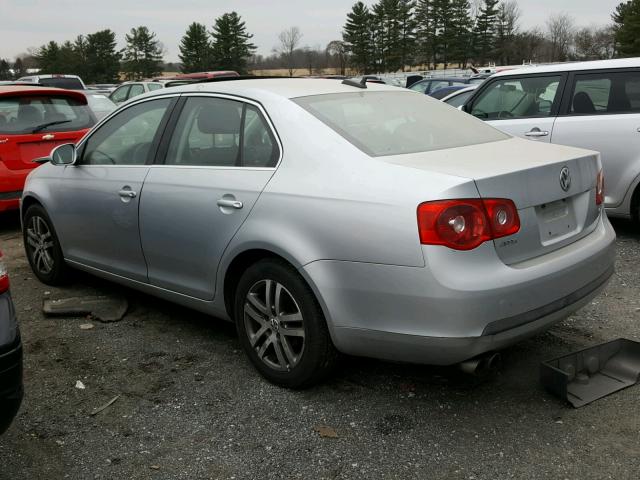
[0,95,94,134]
[294,91,508,157]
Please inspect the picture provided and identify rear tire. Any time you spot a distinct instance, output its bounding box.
[234,259,338,388]
[23,204,70,285]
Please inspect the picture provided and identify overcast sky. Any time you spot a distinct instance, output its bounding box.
[0,0,621,62]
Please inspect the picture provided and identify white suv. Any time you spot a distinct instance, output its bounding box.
[463,58,640,223]
[17,74,86,90]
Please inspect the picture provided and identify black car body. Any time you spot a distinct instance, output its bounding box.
[0,250,22,435]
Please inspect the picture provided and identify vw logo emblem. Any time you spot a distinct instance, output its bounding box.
[559,166,571,192]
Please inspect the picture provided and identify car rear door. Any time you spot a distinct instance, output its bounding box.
[139,94,280,300]
[466,73,566,143]
[54,96,176,281]
[551,68,640,210]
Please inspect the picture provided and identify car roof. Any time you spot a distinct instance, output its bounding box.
[494,58,640,77]
[0,85,88,103]
[143,78,399,100]
[419,77,469,83]
[18,74,82,80]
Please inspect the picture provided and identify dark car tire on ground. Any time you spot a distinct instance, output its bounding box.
[22,204,70,285]
[234,258,339,388]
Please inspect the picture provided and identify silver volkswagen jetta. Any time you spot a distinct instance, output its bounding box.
[21,79,615,387]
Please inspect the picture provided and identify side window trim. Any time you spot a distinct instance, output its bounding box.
[76,95,181,166]
[154,93,282,169]
[560,68,640,117]
[466,72,568,120]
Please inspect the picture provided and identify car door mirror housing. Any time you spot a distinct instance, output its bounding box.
[50,143,77,166]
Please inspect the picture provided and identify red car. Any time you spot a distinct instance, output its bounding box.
[0,86,95,212]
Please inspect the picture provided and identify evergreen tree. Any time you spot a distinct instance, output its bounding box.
[398,0,417,70]
[433,0,453,69]
[494,1,520,65]
[210,12,256,74]
[121,26,163,80]
[473,0,500,65]
[34,41,61,73]
[613,0,640,57]
[13,58,26,79]
[343,2,375,73]
[86,29,122,83]
[450,0,473,67]
[179,22,212,73]
[0,59,11,80]
[58,40,82,74]
[415,0,437,68]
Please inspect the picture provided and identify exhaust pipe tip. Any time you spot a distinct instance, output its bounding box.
[459,352,502,377]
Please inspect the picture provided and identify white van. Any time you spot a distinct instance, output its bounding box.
[463,58,640,223]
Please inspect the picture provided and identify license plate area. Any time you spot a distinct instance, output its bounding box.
[536,197,578,244]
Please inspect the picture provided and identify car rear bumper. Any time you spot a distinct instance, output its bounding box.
[0,335,23,435]
[302,213,616,365]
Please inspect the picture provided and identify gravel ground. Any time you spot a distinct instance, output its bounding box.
[0,210,639,480]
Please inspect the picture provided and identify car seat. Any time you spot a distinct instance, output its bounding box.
[191,102,241,166]
[17,104,43,128]
[573,92,596,114]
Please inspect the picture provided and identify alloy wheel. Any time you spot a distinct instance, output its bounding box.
[26,216,55,275]
[243,279,306,372]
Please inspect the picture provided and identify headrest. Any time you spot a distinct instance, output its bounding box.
[197,101,241,135]
[573,92,595,114]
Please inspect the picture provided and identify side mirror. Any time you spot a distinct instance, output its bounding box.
[50,143,77,166]
[457,105,464,111]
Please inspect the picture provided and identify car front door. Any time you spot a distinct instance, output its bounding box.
[139,95,280,300]
[466,74,565,143]
[551,69,640,210]
[55,96,175,281]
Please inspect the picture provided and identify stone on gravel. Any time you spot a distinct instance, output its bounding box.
[42,295,128,322]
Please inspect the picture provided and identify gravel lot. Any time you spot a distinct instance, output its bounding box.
[0,210,639,480]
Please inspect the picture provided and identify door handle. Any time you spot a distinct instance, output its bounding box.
[217,198,243,209]
[118,190,137,198]
[525,129,549,137]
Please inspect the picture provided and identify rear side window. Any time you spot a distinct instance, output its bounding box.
[470,75,562,120]
[570,71,640,115]
[128,84,145,99]
[0,95,93,134]
[164,97,279,168]
[148,83,163,91]
[294,91,508,157]
[38,77,84,90]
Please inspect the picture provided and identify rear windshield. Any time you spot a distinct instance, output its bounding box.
[0,95,94,134]
[38,77,84,90]
[293,91,508,157]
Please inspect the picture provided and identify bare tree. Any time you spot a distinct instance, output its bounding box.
[277,27,303,76]
[326,40,347,75]
[546,13,574,62]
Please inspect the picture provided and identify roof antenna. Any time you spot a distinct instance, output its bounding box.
[341,76,368,89]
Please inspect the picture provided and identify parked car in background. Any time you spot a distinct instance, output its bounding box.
[22,79,614,387]
[163,71,239,81]
[0,86,95,211]
[16,74,86,90]
[86,84,118,94]
[109,81,165,105]
[462,58,640,223]
[0,249,22,435]
[408,77,472,95]
[441,85,479,108]
[83,91,117,121]
[428,84,470,100]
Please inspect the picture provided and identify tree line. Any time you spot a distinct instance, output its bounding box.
[1,0,640,82]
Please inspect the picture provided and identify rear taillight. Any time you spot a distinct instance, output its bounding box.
[596,169,604,206]
[417,198,520,251]
[0,251,9,293]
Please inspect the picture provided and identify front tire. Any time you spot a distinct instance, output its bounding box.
[234,259,338,388]
[23,204,70,285]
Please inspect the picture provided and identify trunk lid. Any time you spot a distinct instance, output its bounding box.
[383,137,601,264]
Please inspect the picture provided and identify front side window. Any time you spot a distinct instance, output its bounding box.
[81,98,171,165]
[294,91,508,157]
[165,97,278,167]
[0,95,93,134]
[571,71,640,115]
[445,90,475,108]
[470,75,562,120]
[110,86,130,103]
